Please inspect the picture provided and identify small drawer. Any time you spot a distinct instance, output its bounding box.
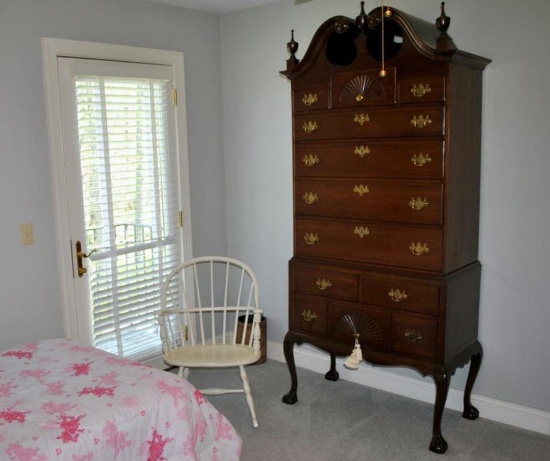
[291,295,328,335]
[391,313,438,359]
[330,303,390,350]
[398,77,445,103]
[293,87,329,111]
[330,68,396,108]
[361,275,440,316]
[293,264,359,302]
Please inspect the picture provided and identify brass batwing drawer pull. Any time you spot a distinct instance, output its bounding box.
[410,115,432,129]
[303,154,320,167]
[304,233,319,245]
[302,121,318,133]
[353,113,370,126]
[409,197,429,211]
[410,83,432,98]
[302,309,318,322]
[354,226,370,238]
[353,184,370,197]
[303,192,319,205]
[354,145,370,158]
[404,330,423,342]
[302,93,319,107]
[316,278,332,290]
[411,153,432,167]
[410,242,429,256]
[388,288,408,302]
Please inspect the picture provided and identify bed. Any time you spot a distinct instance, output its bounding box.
[0,338,242,460]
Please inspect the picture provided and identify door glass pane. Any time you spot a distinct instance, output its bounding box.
[75,74,180,360]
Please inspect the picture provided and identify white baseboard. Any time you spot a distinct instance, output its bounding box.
[266,340,550,436]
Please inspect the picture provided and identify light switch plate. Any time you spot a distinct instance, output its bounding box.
[20,223,34,246]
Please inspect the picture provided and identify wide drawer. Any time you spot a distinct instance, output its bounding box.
[330,303,390,350]
[361,275,440,316]
[294,106,444,141]
[291,294,328,335]
[295,179,443,225]
[294,141,444,179]
[295,218,443,271]
[398,77,445,104]
[391,313,438,359]
[293,264,359,302]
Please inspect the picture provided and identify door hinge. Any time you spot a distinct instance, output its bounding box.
[178,210,184,228]
[173,89,178,106]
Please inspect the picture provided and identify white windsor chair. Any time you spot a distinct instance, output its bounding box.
[158,256,263,427]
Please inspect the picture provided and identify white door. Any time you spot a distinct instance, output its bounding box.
[43,41,192,362]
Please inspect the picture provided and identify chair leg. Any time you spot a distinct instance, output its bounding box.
[240,365,259,427]
[178,366,190,380]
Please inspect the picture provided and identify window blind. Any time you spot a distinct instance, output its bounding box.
[75,73,181,361]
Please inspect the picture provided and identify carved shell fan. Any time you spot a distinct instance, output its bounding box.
[335,312,383,343]
[340,75,385,104]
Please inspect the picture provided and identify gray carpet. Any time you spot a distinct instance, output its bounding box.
[177,360,550,460]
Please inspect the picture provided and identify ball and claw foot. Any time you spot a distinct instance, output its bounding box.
[324,369,339,381]
[429,434,448,454]
[282,390,297,405]
[462,405,480,420]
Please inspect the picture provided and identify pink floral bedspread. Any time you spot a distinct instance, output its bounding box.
[0,339,242,460]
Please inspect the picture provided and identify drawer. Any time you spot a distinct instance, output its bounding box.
[293,86,329,111]
[293,264,359,302]
[291,294,328,335]
[295,218,443,272]
[398,77,445,104]
[294,141,444,179]
[294,107,444,141]
[391,313,438,359]
[361,275,440,316]
[330,303,390,350]
[295,179,443,225]
[330,68,396,108]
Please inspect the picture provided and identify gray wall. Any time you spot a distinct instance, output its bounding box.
[220,0,550,414]
[1,0,549,418]
[0,0,226,347]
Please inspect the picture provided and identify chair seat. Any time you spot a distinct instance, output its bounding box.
[164,344,261,368]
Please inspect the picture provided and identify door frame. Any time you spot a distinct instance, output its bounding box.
[42,38,193,342]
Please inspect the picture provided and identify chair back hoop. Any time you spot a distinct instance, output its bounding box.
[158,256,262,354]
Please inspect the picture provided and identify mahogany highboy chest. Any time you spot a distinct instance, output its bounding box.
[281,3,490,454]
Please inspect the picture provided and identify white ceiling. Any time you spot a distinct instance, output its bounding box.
[145,0,287,14]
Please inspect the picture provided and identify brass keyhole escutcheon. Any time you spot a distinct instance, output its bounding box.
[388,288,408,302]
[353,113,370,126]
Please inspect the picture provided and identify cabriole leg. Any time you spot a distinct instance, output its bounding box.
[325,353,340,381]
[463,342,483,420]
[430,369,451,454]
[282,332,298,404]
